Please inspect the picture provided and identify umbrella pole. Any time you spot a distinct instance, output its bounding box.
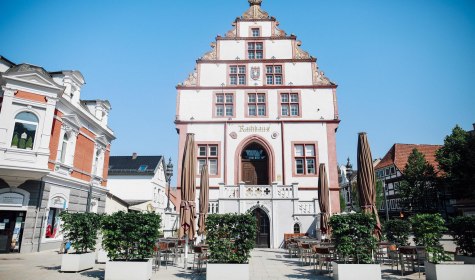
[184,235,189,269]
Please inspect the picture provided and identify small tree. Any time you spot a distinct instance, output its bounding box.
[436,125,475,199]
[383,219,411,246]
[399,148,439,213]
[410,213,449,263]
[101,211,161,261]
[11,133,19,147]
[448,216,475,256]
[206,213,257,264]
[339,192,346,212]
[60,212,102,253]
[26,136,33,149]
[18,136,26,149]
[329,213,377,264]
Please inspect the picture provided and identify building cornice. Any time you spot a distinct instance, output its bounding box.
[176,84,337,90]
[174,119,341,125]
[197,58,316,64]
[216,35,296,41]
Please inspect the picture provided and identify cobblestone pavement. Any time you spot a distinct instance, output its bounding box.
[0,248,425,279]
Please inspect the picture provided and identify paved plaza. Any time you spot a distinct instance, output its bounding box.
[0,248,426,280]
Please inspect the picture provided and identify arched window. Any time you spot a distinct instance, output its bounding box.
[293,223,301,234]
[11,112,38,149]
[59,133,69,163]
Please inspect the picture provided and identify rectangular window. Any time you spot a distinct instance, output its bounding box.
[294,143,317,175]
[247,93,266,117]
[215,93,234,117]
[248,42,263,59]
[265,65,283,85]
[252,28,260,37]
[280,92,300,117]
[197,144,219,176]
[229,65,246,85]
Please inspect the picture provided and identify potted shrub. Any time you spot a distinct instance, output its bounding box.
[101,211,161,280]
[449,216,475,264]
[206,213,257,280]
[329,213,381,280]
[411,213,475,280]
[60,211,102,272]
[18,134,26,149]
[383,219,411,246]
[11,133,19,148]
[25,136,33,150]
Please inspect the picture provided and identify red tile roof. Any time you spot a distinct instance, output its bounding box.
[375,144,442,174]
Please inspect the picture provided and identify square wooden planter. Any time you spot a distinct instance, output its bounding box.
[425,261,475,280]
[61,252,96,272]
[207,263,249,280]
[105,259,152,280]
[332,262,381,280]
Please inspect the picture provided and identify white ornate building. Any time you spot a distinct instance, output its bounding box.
[174,0,340,248]
[0,56,114,253]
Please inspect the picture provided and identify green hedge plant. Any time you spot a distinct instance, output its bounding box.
[60,212,102,254]
[206,213,257,264]
[329,213,377,264]
[410,213,449,263]
[101,211,161,261]
[383,219,411,246]
[448,216,475,256]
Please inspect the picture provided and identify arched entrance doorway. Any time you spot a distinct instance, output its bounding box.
[241,143,269,185]
[252,208,270,248]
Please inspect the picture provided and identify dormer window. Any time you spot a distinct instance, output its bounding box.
[252,28,260,37]
[138,165,148,172]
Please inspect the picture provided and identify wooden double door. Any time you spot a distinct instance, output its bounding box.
[241,143,269,185]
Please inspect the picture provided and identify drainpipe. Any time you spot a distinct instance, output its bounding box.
[31,179,45,252]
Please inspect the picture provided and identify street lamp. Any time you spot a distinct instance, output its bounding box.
[165,158,174,212]
[345,157,353,211]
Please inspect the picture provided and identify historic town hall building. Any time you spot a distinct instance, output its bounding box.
[175,0,340,248]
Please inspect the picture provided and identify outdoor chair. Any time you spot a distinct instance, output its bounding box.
[375,242,391,263]
[158,241,174,269]
[313,246,336,275]
[399,246,426,278]
[387,244,399,271]
[298,242,313,266]
[288,239,299,258]
[192,245,208,273]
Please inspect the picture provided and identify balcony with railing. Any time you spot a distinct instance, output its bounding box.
[219,183,297,200]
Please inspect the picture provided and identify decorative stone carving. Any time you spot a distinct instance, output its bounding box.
[202,42,217,60]
[313,68,333,86]
[271,132,279,139]
[294,40,310,59]
[272,21,287,38]
[225,24,237,38]
[229,132,237,139]
[182,69,198,86]
[242,1,269,20]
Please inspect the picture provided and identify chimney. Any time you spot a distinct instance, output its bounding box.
[132,152,137,160]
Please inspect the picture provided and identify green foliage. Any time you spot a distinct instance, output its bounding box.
[399,148,439,213]
[448,216,475,256]
[101,211,161,261]
[349,181,360,212]
[329,213,377,264]
[410,213,449,263]
[339,191,346,212]
[375,180,384,210]
[19,136,26,149]
[26,136,33,149]
[60,212,102,253]
[206,213,257,264]
[436,125,475,199]
[11,133,19,147]
[383,219,411,246]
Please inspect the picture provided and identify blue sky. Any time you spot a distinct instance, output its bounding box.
[1,0,474,183]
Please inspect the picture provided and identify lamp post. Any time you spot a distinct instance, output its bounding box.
[345,157,353,211]
[165,158,173,212]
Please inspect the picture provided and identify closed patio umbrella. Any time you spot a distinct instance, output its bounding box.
[197,164,209,237]
[356,132,382,239]
[179,133,197,268]
[318,163,330,239]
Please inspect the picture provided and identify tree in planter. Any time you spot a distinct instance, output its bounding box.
[11,133,19,148]
[410,213,449,263]
[206,213,257,264]
[329,213,377,264]
[436,125,475,199]
[26,136,33,149]
[383,219,411,246]
[18,135,27,149]
[399,148,439,214]
[60,212,102,253]
[101,211,161,261]
[448,216,475,257]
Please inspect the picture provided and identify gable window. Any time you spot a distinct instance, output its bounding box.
[294,143,317,175]
[229,65,246,85]
[280,93,300,117]
[248,42,263,59]
[251,28,260,37]
[265,65,283,85]
[197,144,219,176]
[247,93,266,117]
[215,93,234,117]
[11,112,38,150]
